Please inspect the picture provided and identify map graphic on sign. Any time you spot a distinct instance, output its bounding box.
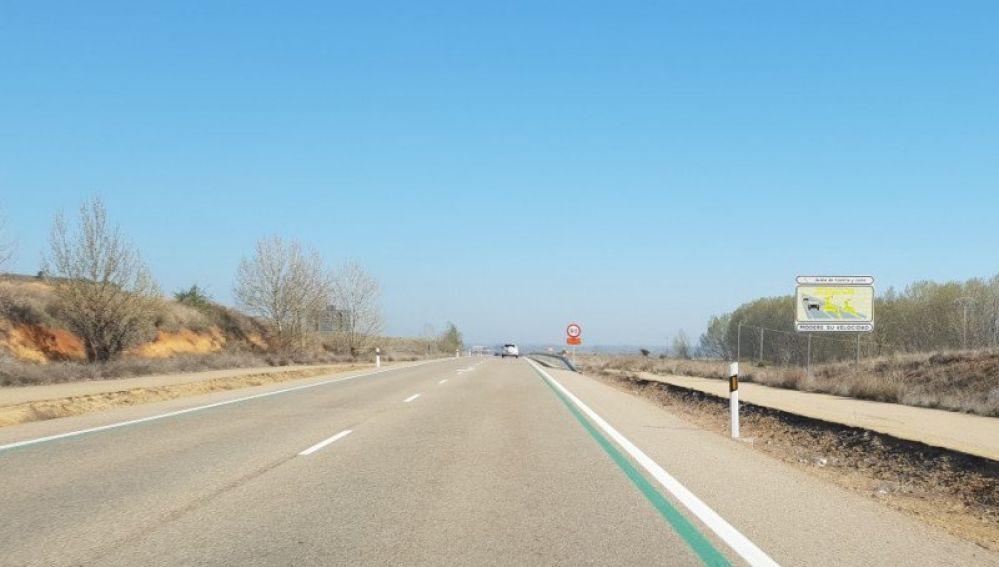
[795,276,874,332]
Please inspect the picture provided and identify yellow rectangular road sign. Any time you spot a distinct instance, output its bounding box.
[795,277,874,332]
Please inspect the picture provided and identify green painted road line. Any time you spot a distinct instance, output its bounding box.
[530,365,731,567]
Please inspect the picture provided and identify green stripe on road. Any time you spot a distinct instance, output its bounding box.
[530,365,731,567]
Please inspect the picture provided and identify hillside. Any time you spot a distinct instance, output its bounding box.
[0,274,267,364]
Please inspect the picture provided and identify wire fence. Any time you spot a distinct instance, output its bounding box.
[734,323,910,373]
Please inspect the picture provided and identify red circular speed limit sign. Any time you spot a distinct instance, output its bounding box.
[566,323,581,338]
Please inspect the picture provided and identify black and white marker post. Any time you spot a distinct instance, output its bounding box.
[729,361,739,439]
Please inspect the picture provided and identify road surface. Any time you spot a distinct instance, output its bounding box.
[0,357,994,566]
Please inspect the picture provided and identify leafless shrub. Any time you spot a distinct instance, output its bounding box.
[234,236,331,352]
[43,197,160,363]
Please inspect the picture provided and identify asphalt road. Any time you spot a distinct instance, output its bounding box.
[0,357,994,566]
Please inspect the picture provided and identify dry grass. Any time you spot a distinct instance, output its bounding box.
[0,350,359,387]
[153,301,213,333]
[579,350,999,417]
[0,279,57,328]
[595,371,999,552]
[0,364,368,428]
[0,343,444,387]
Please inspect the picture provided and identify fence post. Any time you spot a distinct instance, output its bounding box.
[737,323,742,363]
[729,362,740,439]
[758,327,764,363]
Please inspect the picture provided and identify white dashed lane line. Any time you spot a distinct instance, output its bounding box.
[298,429,352,456]
[0,359,453,455]
[404,394,421,403]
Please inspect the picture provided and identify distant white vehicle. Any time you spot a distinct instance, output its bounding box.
[501,344,520,358]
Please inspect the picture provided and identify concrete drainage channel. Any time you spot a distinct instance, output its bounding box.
[526,353,578,372]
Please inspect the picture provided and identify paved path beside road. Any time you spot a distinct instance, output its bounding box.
[630,371,999,460]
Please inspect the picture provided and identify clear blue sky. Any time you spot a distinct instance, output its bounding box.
[1,2,997,347]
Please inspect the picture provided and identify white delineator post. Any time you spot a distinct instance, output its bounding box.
[455,349,460,358]
[729,362,740,439]
[375,348,381,369]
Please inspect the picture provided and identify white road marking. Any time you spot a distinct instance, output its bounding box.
[526,359,779,567]
[298,429,352,456]
[0,358,449,454]
[404,394,421,403]
[438,379,448,385]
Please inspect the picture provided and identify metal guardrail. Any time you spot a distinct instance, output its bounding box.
[526,352,578,372]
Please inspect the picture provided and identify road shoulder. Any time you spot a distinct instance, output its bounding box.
[545,366,996,566]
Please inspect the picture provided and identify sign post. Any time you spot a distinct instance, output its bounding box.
[729,362,739,439]
[566,323,582,362]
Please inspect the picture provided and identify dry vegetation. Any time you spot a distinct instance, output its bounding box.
[0,351,350,387]
[578,350,999,417]
[593,370,999,552]
[234,235,332,352]
[0,363,367,428]
[44,198,162,362]
[0,276,440,386]
[0,198,458,390]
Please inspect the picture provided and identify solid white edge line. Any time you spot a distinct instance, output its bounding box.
[298,429,352,456]
[403,394,421,403]
[0,358,449,454]
[526,359,780,567]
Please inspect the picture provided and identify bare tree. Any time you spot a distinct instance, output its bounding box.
[234,236,331,351]
[420,322,437,356]
[672,330,692,360]
[44,197,160,363]
[331,260,382,355]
